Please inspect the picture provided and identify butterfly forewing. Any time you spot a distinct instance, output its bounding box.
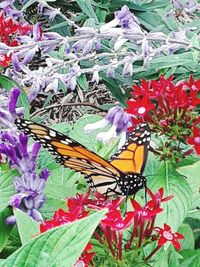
[15,119,123,195]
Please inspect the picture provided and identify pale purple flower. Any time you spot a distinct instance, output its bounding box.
[0,0,22,19]
[115,5,141,30]
[43,7,61,20]
[91,66,101,84]
[122,57,134,77]
[141,37,149,58]
[171,0,185,10]
[84,106,132,148]
[185,0,200,13]
[114,38,128,51]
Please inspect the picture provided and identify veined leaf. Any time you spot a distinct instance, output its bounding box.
[1,209,107,267]
[148,162,192,231]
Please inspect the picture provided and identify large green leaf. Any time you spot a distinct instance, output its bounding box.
[1,209,107,267]
[14,209,40,246]
[178,223,195,250]
[148,162,192,231]
[0,207,13,253]
[0,170,17,212]
[177,160,200,220]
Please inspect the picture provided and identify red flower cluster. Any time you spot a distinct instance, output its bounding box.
[126,76,200,156]
[0,11,32,67]
[39,187,178,263]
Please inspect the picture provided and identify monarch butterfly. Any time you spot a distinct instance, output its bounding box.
[15,118,151,197]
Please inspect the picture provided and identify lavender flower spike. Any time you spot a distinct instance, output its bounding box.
[0,89,50,222]
[84,107,132,148]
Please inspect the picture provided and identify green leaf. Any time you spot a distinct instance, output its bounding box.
[179,250,200,267]
[100,73,127,107]
[148,162,192,231]
[76,0,99,24]
[0,207,13,252]
[77,74,89,91]
[177,160,200,219]
[69,114,102,152]
[149,52,197,71]
[178,223,195,250]
[1,209,107,267]
[40,197,66,219]
[14,209,40,246]
[0,170,16,212]
[0,75,30,118]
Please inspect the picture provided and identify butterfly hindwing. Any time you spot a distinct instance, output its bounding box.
[109,123,151,174]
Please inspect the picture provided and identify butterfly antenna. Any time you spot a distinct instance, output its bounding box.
[144,180,147,203]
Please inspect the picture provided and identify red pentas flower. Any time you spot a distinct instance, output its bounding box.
[0,11,32,67]
[126,96,154,118]
[154,223,184,250]
[187,125,200,155]
[40,208,89,233]
[126,75,200,159]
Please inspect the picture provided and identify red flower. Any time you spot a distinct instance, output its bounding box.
[130,199,163,221]
[154,223,184,250]
[0,11,32,67]
[147,187,173,208]
[40,208,89,233]
[101,209,134,230]
[74,243,95,267]
[126,96,154,118]
[187,126,200,154]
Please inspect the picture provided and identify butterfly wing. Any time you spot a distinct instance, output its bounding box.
[15,119,123,196]
[109,123,151,174]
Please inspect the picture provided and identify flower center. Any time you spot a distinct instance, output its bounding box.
[138,107,146,114]
[194,137,200,144]
[116,222,124,228]
[163,231,173,240]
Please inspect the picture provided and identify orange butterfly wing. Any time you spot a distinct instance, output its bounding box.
[15,119,123,195]
[109,123,151,174]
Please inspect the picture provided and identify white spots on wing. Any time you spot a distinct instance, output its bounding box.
[49,130,56,137]
[44,135,51,140]
[60,140,70,145]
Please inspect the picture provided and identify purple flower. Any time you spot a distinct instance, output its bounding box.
[0,88,24,129]
[84,107,132,148]
[0,89,50,222]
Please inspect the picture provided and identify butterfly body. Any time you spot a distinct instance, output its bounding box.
[15,118,150,197]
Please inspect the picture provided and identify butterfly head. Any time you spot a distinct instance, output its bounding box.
[119,173,146,196]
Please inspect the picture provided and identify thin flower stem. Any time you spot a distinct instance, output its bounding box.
[93,231,104,244]
[101,225,116,258]
[118,231,123,261]
[138,220,144,248]
[144,245,161,262]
